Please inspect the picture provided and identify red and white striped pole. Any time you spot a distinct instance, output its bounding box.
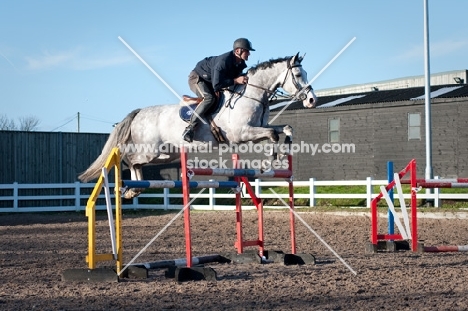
[180,147,193,267]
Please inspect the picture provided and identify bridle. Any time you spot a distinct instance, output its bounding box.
[247,57,312,102]
[278,58,313,101]
[225,57,313,106]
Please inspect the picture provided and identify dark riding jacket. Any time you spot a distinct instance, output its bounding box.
[193,51,247,92]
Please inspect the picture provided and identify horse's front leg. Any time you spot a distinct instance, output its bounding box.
[266,124,294,159]
[238,126,279,143]
[267,124,293,144]
[238,124,293,143]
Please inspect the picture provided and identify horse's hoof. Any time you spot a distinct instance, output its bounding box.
[262,161,272,171]
[124,189,142,199]
[283,125,293,137]
[123,190,134,199]
[270,132,279,143]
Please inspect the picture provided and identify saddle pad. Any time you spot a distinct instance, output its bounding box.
[179,103,198,122]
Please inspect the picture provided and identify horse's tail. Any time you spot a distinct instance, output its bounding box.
[78,109,141,183]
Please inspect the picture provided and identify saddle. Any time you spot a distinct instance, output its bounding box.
[178,94,226,143]
[178,95,202,122]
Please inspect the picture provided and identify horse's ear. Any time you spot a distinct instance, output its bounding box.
[291,52,302,64]
[299,53,306,63]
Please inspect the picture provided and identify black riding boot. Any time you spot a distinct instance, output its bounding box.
[182,125,195,143]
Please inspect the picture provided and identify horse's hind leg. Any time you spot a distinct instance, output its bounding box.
[124,164,144,199]
[134,164,144,180]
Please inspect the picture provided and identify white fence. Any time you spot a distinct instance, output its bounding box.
[1,178,467,213]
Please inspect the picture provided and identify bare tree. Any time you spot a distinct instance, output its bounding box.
[0,114,17,130]
[0,114,41,131]
[18,116,40,131]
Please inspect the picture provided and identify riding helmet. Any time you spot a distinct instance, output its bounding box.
[233,38,255,51]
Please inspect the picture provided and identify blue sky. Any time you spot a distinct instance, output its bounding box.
[1,0,467,133]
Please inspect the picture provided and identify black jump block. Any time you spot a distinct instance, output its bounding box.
[283,253,316,266]
[221,251,261,264]
[174,266,217,282]
[126,266,149,279]
[365,240,424,254]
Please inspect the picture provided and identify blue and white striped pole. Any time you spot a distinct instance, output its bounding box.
[122,180,239,189]
[387,161,394,236]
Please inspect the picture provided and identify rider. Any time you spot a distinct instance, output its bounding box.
[182,38,255,142]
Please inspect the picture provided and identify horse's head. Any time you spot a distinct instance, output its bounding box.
[279,53,317,108]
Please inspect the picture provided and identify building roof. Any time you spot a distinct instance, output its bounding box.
[270,84,468,112]
[315,69,468,96]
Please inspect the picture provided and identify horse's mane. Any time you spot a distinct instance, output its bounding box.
[247,56,291,75]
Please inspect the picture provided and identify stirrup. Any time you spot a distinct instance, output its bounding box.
[182,128,194,143]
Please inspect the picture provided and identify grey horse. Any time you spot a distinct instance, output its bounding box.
[79,53,317,198]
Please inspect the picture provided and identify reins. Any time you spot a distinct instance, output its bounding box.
[224,57,313,108]
[224,84,266,106]
[246,83,283,103]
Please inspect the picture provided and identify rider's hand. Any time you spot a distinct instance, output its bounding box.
[234,76,248,85]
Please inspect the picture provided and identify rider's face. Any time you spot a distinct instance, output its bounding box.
[240,49,250,61]
[235,48,250,61]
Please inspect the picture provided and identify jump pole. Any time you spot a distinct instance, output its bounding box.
[131,254,226,270]
[287,153,296,254]
[122,180,239,189]
[424,245,468,252]
[180,146,193,267]
[387,161,395,237]
[188,167,292,178]
[400,178,468,188]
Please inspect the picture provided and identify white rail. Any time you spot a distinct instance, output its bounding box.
[0,177,466,212]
